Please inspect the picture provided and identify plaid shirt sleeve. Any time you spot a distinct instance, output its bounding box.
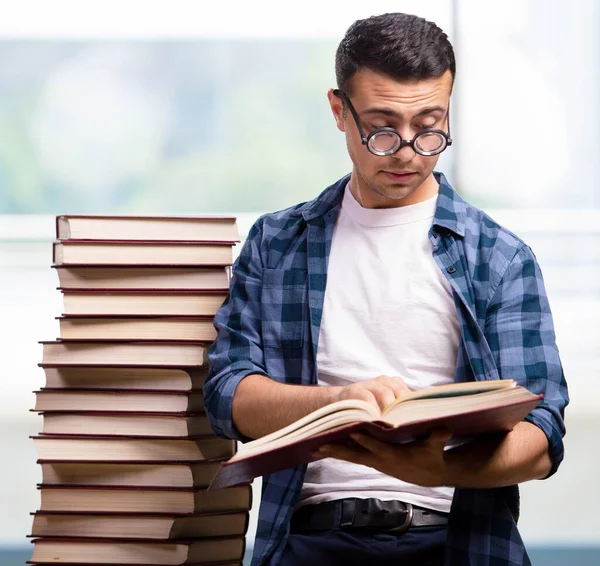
[203,217,269,442]
[485,244,568,476]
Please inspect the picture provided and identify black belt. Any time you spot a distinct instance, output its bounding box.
[290,498,448,534]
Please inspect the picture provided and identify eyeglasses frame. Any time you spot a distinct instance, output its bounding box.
[333,88,453,157]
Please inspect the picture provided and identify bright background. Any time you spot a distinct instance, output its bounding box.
[1,1,599,564]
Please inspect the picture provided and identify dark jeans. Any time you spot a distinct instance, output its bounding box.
[279,525,447,566]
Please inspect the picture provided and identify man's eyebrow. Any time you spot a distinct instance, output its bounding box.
[361,105,446,119]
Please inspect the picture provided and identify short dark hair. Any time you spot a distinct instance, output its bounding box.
[335,12,456,94]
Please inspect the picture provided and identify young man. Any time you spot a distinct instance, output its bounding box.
[204,12,568,566]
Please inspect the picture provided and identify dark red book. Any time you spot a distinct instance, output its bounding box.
[209,380,542,489]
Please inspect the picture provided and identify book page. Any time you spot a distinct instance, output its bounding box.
[381,379,516,417]
[233,407,375,461]
[380,387,534,427]
[237,398,378,452]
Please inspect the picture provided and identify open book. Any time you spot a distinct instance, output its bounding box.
[209,379,542,489]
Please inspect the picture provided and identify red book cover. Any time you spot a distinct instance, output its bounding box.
[209,394,542,489]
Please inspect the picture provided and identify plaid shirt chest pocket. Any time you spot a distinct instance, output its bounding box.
[261,268,308,349]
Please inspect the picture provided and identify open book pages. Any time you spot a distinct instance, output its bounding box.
[233,379,523,460]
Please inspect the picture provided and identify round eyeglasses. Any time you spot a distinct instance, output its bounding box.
[333,89,453,157]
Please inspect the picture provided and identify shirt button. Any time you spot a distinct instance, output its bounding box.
[447,266,457,274]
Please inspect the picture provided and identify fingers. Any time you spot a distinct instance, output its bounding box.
[374,375,412,396]
[350,433,390,455]
[336,375,412,412]
[369,385,397,411]
[317,443,374,468]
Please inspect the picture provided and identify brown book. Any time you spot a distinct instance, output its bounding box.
[40,367,209,391]
[210,380,543,489]
[31,511,249,540]
[38,461,225,488]
[60,291,227,316]
[56,215,239,243]
[37,486,252,514]
[34,390,205,413]
[58,316,217,342]
[28,536,245,564]
[41,413,214,438]
[40,342,207,367]
[32,436,235,462]
[54,266,230,291]
[53,241,234,266]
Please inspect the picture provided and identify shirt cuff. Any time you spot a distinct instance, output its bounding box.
[524,405,565,478]
[204,364,269,443]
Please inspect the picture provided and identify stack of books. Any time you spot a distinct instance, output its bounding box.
[28,216,252,566]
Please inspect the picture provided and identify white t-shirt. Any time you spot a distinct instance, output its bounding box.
[298,184,460,513]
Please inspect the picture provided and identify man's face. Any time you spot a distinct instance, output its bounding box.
[329,68,453,208]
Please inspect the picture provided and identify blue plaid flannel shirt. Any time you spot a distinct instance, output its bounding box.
[204,172,568,566]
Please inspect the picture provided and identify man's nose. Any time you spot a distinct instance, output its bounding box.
[394,143,416,163]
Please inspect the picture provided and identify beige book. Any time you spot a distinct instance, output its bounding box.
[40,366,208,391]
[54,266,230,291]
[56,215,239,243]
[60,292,226,316]
[31,511,249,540]
[39,461,224,488]
[34,390,205,413]
[40,341,207,367]
[38,486,252,514]
[58,316,217,341]
[53,241,234,266]
[41,413,213,438]
[29,536,245,564]
[32,436,235,462]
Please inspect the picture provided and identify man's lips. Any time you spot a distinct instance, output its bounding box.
[382,170,417,179]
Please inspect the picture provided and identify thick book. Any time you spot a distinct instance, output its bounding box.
[28,536,245,564]
[40,366,209,391]
[31,511,249,540]
[54,266,230,291]
[209,380,542,489]
[58,316,217,342]
[38,461,225,488]
[34,389,205,413]
[37,485,252,514]
[56,215,239,243]
[41,413,214,438]
[40,342,207,367]
[32,435,235,462]
[53,241,234,266]
[60,291,227,316]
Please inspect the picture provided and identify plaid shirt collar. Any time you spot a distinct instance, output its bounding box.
[295,171,466,237]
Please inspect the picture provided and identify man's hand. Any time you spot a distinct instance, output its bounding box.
[333,375,412,412]
[232,373,410,439]
[317,421,552,489]
[318,429,452,487]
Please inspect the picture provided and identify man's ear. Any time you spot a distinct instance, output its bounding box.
[327,89,346,133]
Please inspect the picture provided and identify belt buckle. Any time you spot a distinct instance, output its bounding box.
[386,502,413,533]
